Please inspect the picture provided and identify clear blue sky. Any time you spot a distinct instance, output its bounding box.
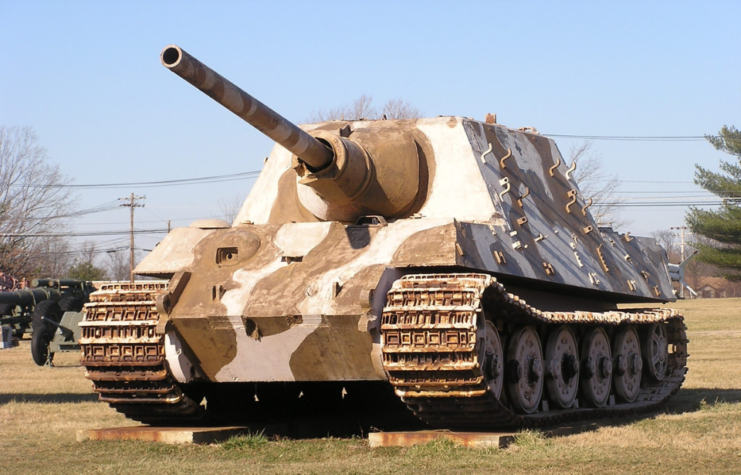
[1,1,739,258]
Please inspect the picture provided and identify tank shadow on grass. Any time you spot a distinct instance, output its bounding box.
[179,381,427,438]
[214,387,741,439]
[0,393,99,404]
[1,388,736,439]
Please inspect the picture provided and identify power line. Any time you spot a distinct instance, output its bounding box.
[608,202,727,207]
[615,190,723,194]
[28,200,122,219]
[608,195,734,202]
[72,216,210,226]
[13,171,261,190]
[46,246,131,257]
[544,134,709,142]
[0,229,168,237]
[592,179,694,184]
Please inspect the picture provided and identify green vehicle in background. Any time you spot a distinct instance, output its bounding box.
[0,278,96,365]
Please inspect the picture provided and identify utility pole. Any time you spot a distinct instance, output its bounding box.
[119,193,145,282]
[671,226,688,298]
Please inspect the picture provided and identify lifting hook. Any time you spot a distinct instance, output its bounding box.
[517,187,530,207]
[499,148,512,169]
[498,177,511,201]
[480,142,493,164]
[565,190,577,214]
[549,156,561,177]
[565,161,577,180]
[581,197,593,216]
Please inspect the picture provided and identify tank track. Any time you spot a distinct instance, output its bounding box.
[79,282,201,424]
[381,273,688,429]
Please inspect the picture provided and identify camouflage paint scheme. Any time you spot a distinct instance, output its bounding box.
[135,117,674,386]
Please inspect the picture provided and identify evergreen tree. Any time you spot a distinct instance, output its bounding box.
[687,126,741,280]
[67,261,108,281]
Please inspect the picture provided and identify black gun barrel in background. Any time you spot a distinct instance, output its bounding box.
[0,288,60,306]
[30,278,89,289]
[161,45,334,171]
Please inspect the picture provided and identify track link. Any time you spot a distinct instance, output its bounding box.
[381,273,688,429]
[79,282,201,424]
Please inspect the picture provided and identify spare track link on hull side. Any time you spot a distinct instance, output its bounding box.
[381,273,688,429]
[79,282,201,423]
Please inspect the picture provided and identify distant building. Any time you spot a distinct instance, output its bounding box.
[695,276,741,299]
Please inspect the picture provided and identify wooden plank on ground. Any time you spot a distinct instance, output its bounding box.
[77,426,248,444]
[368,430,516,448]
[369,420,613,449]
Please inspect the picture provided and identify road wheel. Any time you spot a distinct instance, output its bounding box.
[580,327,612,408]
[31,325,54,366]
[506,326,544,414]
[613,325,642,403]
[545,325,579,409]
[642,323,669,381]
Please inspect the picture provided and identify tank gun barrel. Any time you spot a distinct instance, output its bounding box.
[30,278,88,289]
[160,45,333,171]
[0,288,60,306]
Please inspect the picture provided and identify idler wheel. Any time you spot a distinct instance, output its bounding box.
[545,325,579,409]
[642,322,669,381]
[613,325,642,403]
[580,327,612,408]
[479,321,504,399]
[506,326,544,414]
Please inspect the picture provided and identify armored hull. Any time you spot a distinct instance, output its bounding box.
[79,46,687,428]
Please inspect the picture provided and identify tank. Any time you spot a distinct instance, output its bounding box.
[78,45,688,429]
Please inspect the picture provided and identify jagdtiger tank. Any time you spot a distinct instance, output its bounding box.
[79,45,687,429]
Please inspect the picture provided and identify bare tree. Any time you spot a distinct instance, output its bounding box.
[35,236,74,277]
[345,94,377,120]
[104,249,130,281]
[651,229,679,261]
[306,104,347,123]
[0,127,75,278]
[684,255,712,293]
[67,241,108,281]
[78,241,98,265]
[569,141,627,229]
[381,99,421,120]
[307,95,421,122]
[218,194,245,224]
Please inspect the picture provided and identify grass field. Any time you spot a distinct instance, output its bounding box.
[1,298,740,474]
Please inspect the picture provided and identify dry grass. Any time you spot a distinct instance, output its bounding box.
[626,296,741,332]
[1,298,740,474]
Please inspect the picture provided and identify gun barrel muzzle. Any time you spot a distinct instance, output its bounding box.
[161,45,333,170]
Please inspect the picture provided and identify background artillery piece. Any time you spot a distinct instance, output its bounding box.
[0,278,96,365]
